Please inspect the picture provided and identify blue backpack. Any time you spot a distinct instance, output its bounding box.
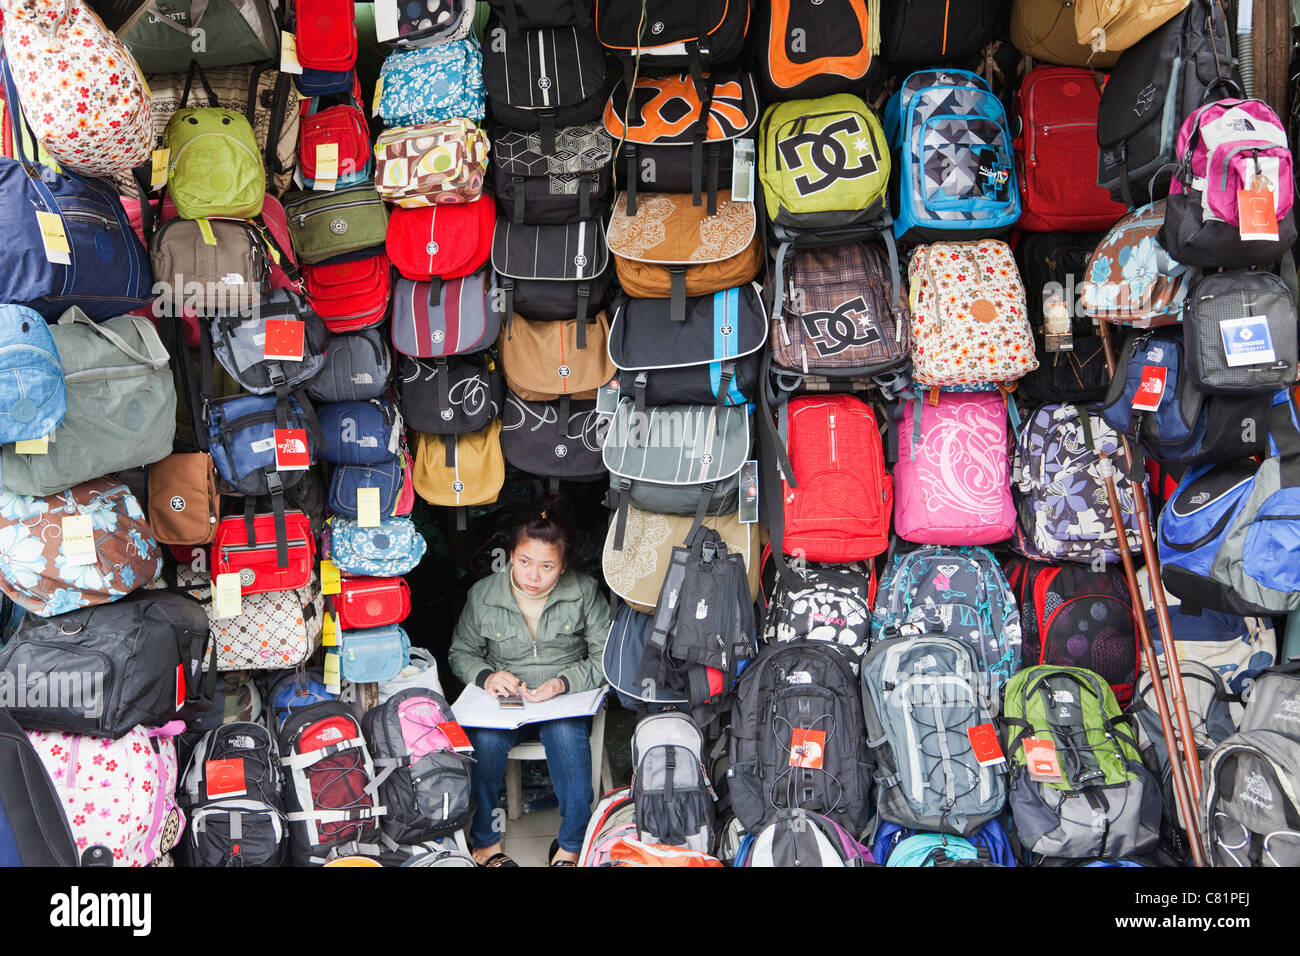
[206,393,320,496]
[872,819,1016,866]
[266,669,336,731]
[377,41,486,126]
[884,69,1020,241]
[1101,330,1202,450]
[319,399,403,465]
[0,305,64,444]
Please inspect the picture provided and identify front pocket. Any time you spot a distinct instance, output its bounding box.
[410,751,473,828]
[1242,490,1300,593]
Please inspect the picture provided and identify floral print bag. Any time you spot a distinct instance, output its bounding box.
[1079,200,1189,328]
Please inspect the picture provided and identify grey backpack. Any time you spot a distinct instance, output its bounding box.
[1184,271,1298,396]
[206,289,329,395]
[1202,729,1300,866]
[860,636,1007,836]
[306,329,392,403]
[631,712,716,853]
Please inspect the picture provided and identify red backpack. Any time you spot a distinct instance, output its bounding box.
[386,194,496,282]
[1012,66,1127,233]
[766,393,892,565]
[298,75,372,190]
[303,254,392,332]
[293,0,357,72]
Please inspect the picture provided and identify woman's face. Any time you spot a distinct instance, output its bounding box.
[510,537,565,596]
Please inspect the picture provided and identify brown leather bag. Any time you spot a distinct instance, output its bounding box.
[607,191,763,319]
[500,312,615,402]
[148,452,220,545]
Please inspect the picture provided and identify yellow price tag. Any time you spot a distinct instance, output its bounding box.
[14,435,49,455]
[197,218,217,246]
[320,559,341,595]
[357,487,381,528]
[150,148,170,190]
[323,651,341,693]
[35,210,70,265]
[280,31,304,74]
[212,572,244,620]
[322,610,338,647]
[312,142,339,192]
[61,514,97,566]
[372,77,384,118]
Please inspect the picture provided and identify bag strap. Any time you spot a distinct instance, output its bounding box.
[57,312,171,368]
[166,315,209,452]
[180,59,220,109]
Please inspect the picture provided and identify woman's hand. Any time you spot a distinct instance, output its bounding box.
[521,678,565,703]
[485,670,521,698]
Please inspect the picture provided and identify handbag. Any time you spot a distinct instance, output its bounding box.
[328,515,428,576]
[213,509,316,594]
[336,576,412,630]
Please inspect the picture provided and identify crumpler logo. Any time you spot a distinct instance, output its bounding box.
[426,241,439,255]
[432,329,445,343]
[554,444,568,458]
[538,76,551,91]
[777,114,880,197]
[1242,771,1274,810]
[169,496,186,512]
[799,296,881,355]
[651,20,664,34]
[441,409,454,421]
[1133,83,1157,117]
[452,480,465,493]
[558,365,571,378]
[695,598,709,620]
[574,254,588,268]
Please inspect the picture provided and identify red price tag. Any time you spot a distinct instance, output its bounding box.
[789,728,826,769]
[438,721,474,753]
[967,722,1006,767]
[175,663,186,710]
[1132,365,1167,412]
[263,319,305,361]
[1024,737,1064,782]
[274,428,310,471]
[1238,188,1280,242]
[204,757,248,799]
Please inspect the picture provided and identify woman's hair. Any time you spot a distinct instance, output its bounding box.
[508,495,576,566]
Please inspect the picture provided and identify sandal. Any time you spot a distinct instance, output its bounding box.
[478,852,519,868]
[548,839,578,867]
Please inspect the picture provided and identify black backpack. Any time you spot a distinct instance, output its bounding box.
[397,351,504,435]
[487,0,592,31]
[306,328,392,403]
[1096,0,1239,207]
[881,0,1001,66]
[0,709,78,866]
[761,559,874,663]
[492,123,614,225]
[594,0,751,76]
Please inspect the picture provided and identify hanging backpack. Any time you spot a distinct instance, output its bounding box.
[739,808,875,866]
[1101,329,1204,450]
[1201,727,1300,866]
[0,710,78,867]
[329,454,410,521]
[499,311,615,401]
[212,509,316,595]
[593,0,750,75]
[750,0,878,102]
[374,119,490,207]
[148,216,273,316]
[390,271,496,358]
[1183,271,1298,396]
[178,721,288,867]
[386,194,495,282]
[308,329,392,403]
[1072,0,1190,53]
[861,636,1008,836]
[121,0,280,74]
[880,0,1000,66]
[205,391,319,497]
[164,107,266,220]
[298,81,374,192]
[374,0,475,48]
[872,818,1017,866]
[761,557,874,665]
[412,421,505,513]
[376,41,486,126]
[893,390,1016,546]
[491,218,611,325]
[602,603,690,709]
[328,515,428,577]
[631,712,716,852]
[304,254,392,332]
[1080,200,1190,328]
[493,123,613,225]
[1010,0,1120,67]
[318,399,403,466]
[292,0,357,73]
[500,392,607,485]
[205,291,330,396]
[1001,665,1162,860]
[0,304,64,446]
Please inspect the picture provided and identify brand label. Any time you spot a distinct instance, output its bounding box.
[1220,315,1276,367]
[789,728,825,769]
[1132,365,1167,411]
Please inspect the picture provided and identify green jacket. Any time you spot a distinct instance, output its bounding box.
[448,568,611,694]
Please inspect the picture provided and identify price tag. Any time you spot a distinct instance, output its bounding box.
[273,428,310,470]
[61,514,96,565]
[280,31,304,74]
[789,728,825,769]
[212,572,243,620]
[372,76,384,118]
[320,559,341,595]
[1220,315,1277,367]
[150,148,170,190]
[357,487,381,527]
[1131,365,1167,412]
[1238,188,1279,242]
[263,319,305,361]
[731,137,755,203]
[312,142,339,192]
[967,723,1006,767]
[197,218,217,246]
[35,210,70,265]
[323,651,341,694]
[1042,292,1074,353]
[373,0,399,43]
[322,610,338,647]
[1024,737,1064,783]
[595,378,621,416]
[204,757,248,799]
[739,459,758,524]
[14,435,49,455]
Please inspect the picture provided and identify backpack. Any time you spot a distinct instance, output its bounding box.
[1012,66,1128,233]
[308,329,392,403]
[375,0,475,48]
[1002,665,1162,860]
[1080,200,1190,328]
[1005,558,1141,705]
[292,0,357,72]
[906,240,1037,388]
[328,515,428,577]
[285,185,390,265]
[329,455,409,520]
[1183,271,1298,395]
[1010,0,1120,67]
[1161,97,1296,268]
[398,352,503,435]
[493,123,613,226]
[304,257,391,335]
[750,0,878,102]
[500,392,607,484]
[340,625,411,684]
[605,71,759,217]
[607,285,766,413]
[205,292,330,396]
[149,452,221,547]
[1101,329,1204,449]
[1095,0,1239,207]
[885,70,1020,241]
[164,107,266,220]
[336,576,412,630]
[298,84,373,192]
[412,421,506,513]
[1201,728,1300,866]
[1073,0,1190,53]
[28,722,186,867]
[278,700,384,865]
[387,194,495,282]
[0,304,64,445]
[0,312,176,497]
[0,709,78,866]
[178,721,288,867]
[149,216,273,317]
[634,526,757,728]
[593,0,750,74]
[760,556,874,665]
[881,0,1000,66]
[739,808,875,866]
[212,507,316,596]
[727,639,872,835]
[377,41,486,126]
[0,479,163,618]
[205,392,319,497]
[579,787,638,866]
[631,712,716,851]
[265,668,337,732]
[893,390,1016,546]
[602,602,690,710]
[606,837,724,866]
[362,687,474,845]
[318,399,403,465]
[499,311,614,401]
[374,119,490,207]
[390,271,497,358]
[491,218,611,324]
[1011,402,1145,564]
[871,544,1022,698]
[196,571,324,671]
[872,819,1017,866]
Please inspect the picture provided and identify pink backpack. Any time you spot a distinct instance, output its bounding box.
[27,722,186,867]
[893,390,1015,545]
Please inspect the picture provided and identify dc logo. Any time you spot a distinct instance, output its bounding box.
[700,453,713,465]
[329,217,348,235]
[426,241,439,254]
[574,254,587,268]
[776,114,879,197]
[452,480,465,493]
[432,330,444,342]
[239,568,256,587]
[537,76,551,90]
[799,296,882,356]
[554,444,568,458]
[169,496,186,512]
[720,324,733,335]
[651,20,664,34]
[441,409,454,421]
[558,365,571,378]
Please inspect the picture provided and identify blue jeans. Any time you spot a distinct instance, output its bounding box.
[467,717,594,854]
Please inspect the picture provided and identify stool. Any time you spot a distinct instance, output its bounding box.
[505,705,614,821]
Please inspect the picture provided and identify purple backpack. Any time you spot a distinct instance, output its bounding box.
[894,389,1015,545]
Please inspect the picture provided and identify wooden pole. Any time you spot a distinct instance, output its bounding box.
[1250,0,1291,119]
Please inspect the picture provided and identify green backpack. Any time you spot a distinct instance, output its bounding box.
[164,108,265,221]
[759,93,891,234]
[1001,665,1162,861]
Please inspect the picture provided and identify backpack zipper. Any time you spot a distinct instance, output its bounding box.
[290,198,382,227]
[828,412,838,464]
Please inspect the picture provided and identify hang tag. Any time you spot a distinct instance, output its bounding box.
[320,559,341,595]
[175,663,187,710]
[312,142,339,192]
[356,487,381,527]
[1220,315,1277,367]
[322,610,338,646]
[263,319,305,361]
[197,218,217,246]
[1131,365,1167,411]
[595,378,621,416]
[439,721,474,753]
[274,428,310,470]
[61,514,96,565]
[35,210,70,266]
[1238,188,1279,241]
[150,148,170,190]
[731,137,755,203]
[14,435,49,455]
[372,76,384,118]
[213,572,243,620]
[323,651,341,694]
[739,459,759,524]
[1042,292,1074,353]
[204,757,248,799]
[280,31,304,74]
[974,146,1010,202]
[967,723,1006,767]
[1024,737,1064,783]
[789,728,826,769]
[373,0,399,43]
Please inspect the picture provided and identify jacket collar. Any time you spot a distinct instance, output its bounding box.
[481,567,583,610]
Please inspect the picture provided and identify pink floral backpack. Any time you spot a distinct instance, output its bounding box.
[894,389,1016,546]
[27,722,186,866]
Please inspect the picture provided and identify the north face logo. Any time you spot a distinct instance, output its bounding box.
[1133,83,1157,117]
[776,114,880,197]
[353,436,378,447]
[1146,346,1165,363]
[1226,117,1256,132]
[695,599,708,620]
[798,296,882,356]
[230,734,257,750]
[1243,771,1274,809]
[1190,492,1211,506]
[351,373,374,385]
[318,726,344,743]
[1277,698,1300,723]
[1052,690,1075,705]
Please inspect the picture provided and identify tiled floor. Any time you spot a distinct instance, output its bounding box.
[500,807,565,867]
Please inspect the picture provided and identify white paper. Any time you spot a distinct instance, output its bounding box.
[452,683,607,730]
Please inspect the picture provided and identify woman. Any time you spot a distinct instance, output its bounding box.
[449,500,611,867]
